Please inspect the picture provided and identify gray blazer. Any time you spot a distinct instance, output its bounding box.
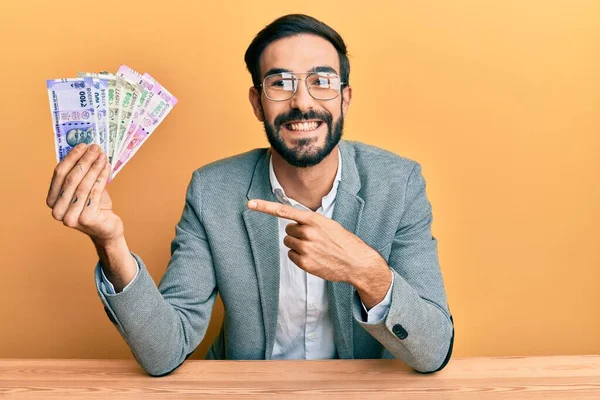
[95,139,455,376]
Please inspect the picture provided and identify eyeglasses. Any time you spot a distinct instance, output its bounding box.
[258,71,346,101]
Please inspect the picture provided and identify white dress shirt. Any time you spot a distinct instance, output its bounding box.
[269,147,392,360]
[101,146,393,359]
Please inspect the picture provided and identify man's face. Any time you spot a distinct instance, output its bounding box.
[249,34,352,168]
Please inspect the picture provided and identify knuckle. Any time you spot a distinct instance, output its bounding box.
[289,250,301,263]
[51,208,63,221]
[79,213,92,227]
[63,214,77,228]
[92,157,104,169]
[76,184,90,198]
[55,165,66,179]
[301,228,312,240]
[98,152,108,164]
[65,173,76,186]
[83,149,99,162]
[297,242,308,253]
[80,154,93,165]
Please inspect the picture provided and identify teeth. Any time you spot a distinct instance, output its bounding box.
[289,121,319,131]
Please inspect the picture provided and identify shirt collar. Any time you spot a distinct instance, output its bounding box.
[269,147,342,211]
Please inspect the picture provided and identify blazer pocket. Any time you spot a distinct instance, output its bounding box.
[376,242,393,262]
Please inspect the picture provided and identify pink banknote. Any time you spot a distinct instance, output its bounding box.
[111,74,177,180]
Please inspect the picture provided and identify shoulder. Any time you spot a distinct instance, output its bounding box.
[342,140,422,181]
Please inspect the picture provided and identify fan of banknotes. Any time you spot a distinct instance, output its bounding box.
[46,65,178,181]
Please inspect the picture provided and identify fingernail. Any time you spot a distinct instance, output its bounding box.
[248,201,257,209]
[89,144,99,153]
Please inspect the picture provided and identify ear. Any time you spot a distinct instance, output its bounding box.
[341,85,352,117]
[249,86,265,122]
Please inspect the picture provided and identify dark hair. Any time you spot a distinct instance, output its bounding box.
[244,14,350,88]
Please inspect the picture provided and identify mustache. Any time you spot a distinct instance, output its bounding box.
[274,109,332,128]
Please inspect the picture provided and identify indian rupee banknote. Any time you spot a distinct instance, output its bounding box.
[114,65,161,163]
[89,78,110,155]
[47,78,97,162]
[113,77,142,161]
[111,74,177,179]
[78,72,120,163]
[50,68,177,180]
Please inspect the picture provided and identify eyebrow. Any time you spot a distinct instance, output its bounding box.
[263,66,339,79]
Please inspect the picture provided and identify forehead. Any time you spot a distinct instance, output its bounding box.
[259,34,340,78]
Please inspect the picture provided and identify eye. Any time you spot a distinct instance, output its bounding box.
[267,78,295,90]
[315,77,331,88]
[309,74,340,90]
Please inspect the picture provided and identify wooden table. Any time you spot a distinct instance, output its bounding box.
[1,355,599,399]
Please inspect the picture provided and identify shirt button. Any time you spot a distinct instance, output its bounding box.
[311,333,316,340]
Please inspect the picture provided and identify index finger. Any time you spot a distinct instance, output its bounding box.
[46,143,90,208]
[247,199,313,224]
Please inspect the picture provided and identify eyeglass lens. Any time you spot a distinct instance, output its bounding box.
[263,72,342,101]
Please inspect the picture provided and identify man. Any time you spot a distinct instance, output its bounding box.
[46,14,454,377]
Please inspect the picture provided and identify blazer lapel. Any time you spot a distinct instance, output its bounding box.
[329,140,364,359]
[242,148,280,360]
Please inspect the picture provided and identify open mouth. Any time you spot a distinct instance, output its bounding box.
[282,120,324,133]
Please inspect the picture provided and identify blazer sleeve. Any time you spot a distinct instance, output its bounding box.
[352,162,455,373]
[95,170,218,377]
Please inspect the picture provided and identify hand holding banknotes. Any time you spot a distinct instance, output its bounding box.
[46,142,122,243]
[44,65,176,291]
[46,142,138,291]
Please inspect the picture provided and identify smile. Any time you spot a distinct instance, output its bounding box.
[283,120,323,132]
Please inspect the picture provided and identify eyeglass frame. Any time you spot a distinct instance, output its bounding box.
[256,71,347,102]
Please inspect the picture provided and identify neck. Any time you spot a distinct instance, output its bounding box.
[271,146,340,212]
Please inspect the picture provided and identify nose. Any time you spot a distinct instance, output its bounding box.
[288,78,315,113]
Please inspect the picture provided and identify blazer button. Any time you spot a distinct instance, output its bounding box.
[392,324,408,340]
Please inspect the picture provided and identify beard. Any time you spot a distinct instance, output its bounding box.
[263,108,344,168]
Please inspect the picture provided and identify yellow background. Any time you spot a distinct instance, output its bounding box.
[0,0,598,360]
